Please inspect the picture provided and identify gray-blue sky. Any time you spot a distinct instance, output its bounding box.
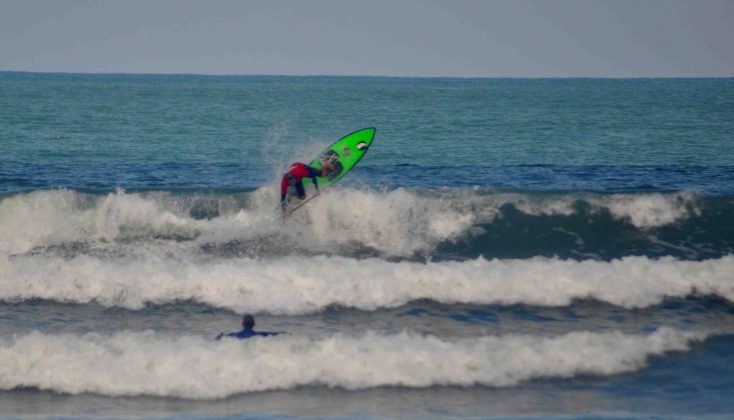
[1,0,732,77]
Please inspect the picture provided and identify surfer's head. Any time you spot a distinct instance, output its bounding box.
[242,314,255,331]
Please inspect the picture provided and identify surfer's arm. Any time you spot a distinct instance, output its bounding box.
[307,166,321,191]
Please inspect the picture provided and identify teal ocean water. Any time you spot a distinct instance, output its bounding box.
[1,72,734,418]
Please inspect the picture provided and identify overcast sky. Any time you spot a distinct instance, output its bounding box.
[1,0,732,77]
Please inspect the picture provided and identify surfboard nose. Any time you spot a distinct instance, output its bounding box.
[353,127,376,146]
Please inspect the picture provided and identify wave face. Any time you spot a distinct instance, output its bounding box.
[0,328,705,399]
[1,188,731,260]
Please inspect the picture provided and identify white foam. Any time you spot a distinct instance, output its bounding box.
[588,192,699,228]
[0,188,481,257]
[0,328,705,399]
[290,188,479,254]
[0,189,200,254]
[1,253,732,313]
[498,191,699,228]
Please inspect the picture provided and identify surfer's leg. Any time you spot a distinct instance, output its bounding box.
[295,182,305,199]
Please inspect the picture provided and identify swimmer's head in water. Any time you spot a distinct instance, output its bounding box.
[242,314,255,330]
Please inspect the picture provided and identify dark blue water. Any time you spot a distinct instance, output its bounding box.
[1,72,733,418]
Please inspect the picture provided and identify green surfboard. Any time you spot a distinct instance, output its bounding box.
[284,127,376,216]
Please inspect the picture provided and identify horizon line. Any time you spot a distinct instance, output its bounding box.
[2,70,733,80]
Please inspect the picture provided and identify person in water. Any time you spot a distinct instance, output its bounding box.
[215,314,281,340]
[280,161,334,217]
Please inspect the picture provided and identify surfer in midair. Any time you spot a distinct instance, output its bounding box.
[280,161,333,217]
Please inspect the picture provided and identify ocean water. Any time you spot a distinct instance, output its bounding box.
[1,72,734,418]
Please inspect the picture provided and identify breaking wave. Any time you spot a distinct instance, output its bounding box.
[0,328,707,399]
[1,253,732,313]
[0,188,725,259]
